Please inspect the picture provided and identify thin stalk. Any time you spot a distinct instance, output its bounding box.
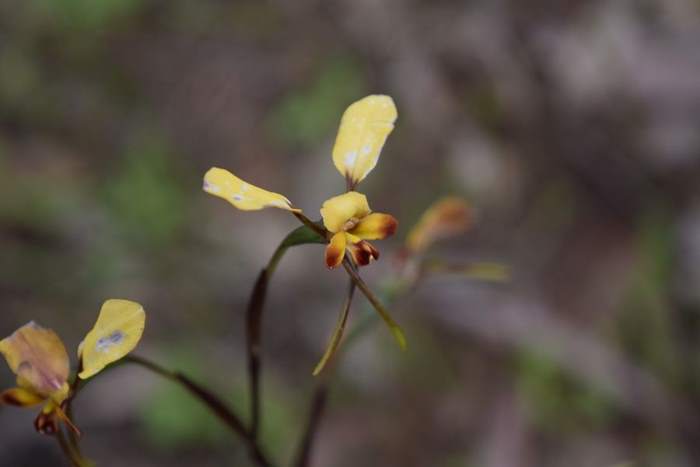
[294,279,355,466]
[293,380,329,467]
[313,279,356,375]
[246,242,294,440]
[246,223,327,440]
[292,211,329,239]
[342,257,406,349]
[56,427,86,467]
[124,355,273,467]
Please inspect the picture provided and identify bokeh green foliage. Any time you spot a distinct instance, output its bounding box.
[139,348,297,460]
[267,56,366,148]
[515,349,616,432]
[101,133,189,251]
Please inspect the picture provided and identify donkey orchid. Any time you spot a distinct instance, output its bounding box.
[203,94,398,269]
[0,299,145,434]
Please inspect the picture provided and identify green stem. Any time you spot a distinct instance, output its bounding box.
[313,279,356,376]
[245,223,326,440]
[56,427,87,467]
[123,355,273,467]
[341,257,406,349]
[292,212,329,239]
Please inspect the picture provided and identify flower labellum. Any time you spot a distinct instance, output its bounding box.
[320,191,398,268]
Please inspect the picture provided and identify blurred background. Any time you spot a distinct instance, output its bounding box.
[1,0,700,466]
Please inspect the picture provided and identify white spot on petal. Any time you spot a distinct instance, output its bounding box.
[203,181,221,193]
[233,194,244,202]
[344,151,358,168]
[361,144,372,155]
[96,331,125,352]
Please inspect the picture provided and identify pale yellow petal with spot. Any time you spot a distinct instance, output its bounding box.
[78,299,146,380]
[332,95,397,186]
[203,167,299,212]
[320,191,371,233]
[0,322,70,398]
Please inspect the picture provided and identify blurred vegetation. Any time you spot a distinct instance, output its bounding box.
[2,0,700,466]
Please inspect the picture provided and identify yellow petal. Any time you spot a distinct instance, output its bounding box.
[203,167,299,212]
[325,232,347,269]
[406,197,472,253]
[78,299,146,380]
[0,387,45,407]
[350,213,398,240]
[0,322,70,397]
[332,95,397,186]
[320,191,371,233]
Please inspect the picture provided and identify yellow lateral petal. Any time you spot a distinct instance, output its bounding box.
[78,299,146,380]
[332,95,397,186]
[406,197,472,253]
[350,212,398,240]
[0,387,46,407]
[325,232,347,269]
[0,322,70,398]
[320,191,371,233]
[203,167,299,212]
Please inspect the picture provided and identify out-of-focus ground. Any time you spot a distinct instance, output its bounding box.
[2,1,700,466]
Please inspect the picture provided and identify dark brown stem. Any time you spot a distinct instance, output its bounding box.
[246,222,327,440]
[293,381,330,467]
[124,355,273,467]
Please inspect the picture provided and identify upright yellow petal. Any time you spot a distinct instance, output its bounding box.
[0,322,70,398]
[320,191,371,233]
[406,197,472,253]
[203,167,299,212]
[332,95,397,186]
[78,299,146,380]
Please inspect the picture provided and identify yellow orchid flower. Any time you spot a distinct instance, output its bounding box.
[320,191,398,268]
[0,299,145,434]
[202,94,399,270]
[332,95,397,188]
[202,95,404,371]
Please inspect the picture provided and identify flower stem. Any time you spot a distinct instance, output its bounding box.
[123,355,273,467]
[341,257,406,349]
[245,223,327,440]
[292,379,330,467]
[56,427,88,467]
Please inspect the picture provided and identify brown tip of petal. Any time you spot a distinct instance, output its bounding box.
[326,251,343,269]
[34,412,58,436]
[365,241,380,261]
[325,245,344,269]
[350,240,378,266]
[1,392,24,406]
[383,216,398,238]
